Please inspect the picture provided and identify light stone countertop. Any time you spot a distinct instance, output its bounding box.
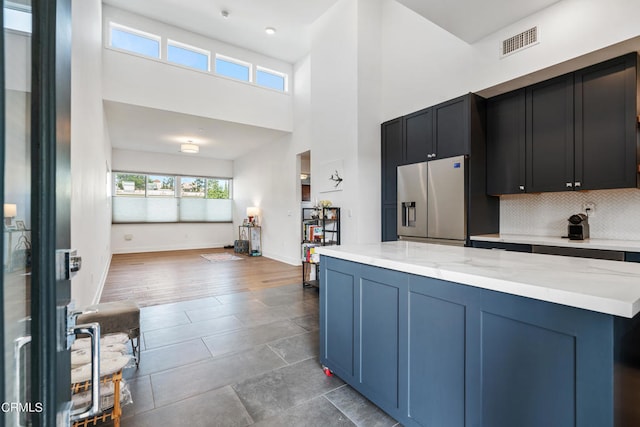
[470,233,640,252]
[315,241,640,318]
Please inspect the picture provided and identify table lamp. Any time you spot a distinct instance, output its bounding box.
[4,204,16,226]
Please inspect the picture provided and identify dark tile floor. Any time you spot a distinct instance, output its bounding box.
[118,283,400,427]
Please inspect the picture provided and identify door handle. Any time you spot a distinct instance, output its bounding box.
[14,335,32,427]
[69,322,101,421]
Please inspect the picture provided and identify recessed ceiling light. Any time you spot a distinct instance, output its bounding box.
[265,27,276,35]
[180,142,199,154]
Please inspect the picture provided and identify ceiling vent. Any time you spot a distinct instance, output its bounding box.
[501,26,539,58]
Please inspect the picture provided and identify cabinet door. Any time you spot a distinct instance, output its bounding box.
[433,95,469,159]
[574,53,638,190]
[358,266,407,414]
[526,74,574,193]
[320,258,357,382]
[381,203,397,242]
[404,107,433,164]
[486,89,526,195]
[408,277,466,427]
[381,118,403,205]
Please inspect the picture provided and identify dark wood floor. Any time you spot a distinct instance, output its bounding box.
[100,248,302,307]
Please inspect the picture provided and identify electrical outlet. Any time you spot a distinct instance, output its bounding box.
[583,202,596,217]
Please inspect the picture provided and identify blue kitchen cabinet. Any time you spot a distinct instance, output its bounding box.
[321,261,357,382]
[407,281,465,427]
[320,255,640,427]
[320,257,408,420]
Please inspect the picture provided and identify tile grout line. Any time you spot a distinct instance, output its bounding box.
[321,394,361,426]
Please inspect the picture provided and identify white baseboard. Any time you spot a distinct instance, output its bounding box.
[93,252,113,305]
[111,242,229,254]
[262,251,301,266]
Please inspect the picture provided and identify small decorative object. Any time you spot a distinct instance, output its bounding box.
[329,170,343,188]
[319,160,344,193]
[246,206,260,225]
[310,210,319,219]
[15,220,26,231]
[319,200,332,208]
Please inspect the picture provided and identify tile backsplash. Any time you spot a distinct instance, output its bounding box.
[500,188,640,241]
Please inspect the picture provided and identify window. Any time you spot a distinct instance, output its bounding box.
[4,4,32,34]
[256,67,287,92]
[215,55,251,82]
[112,172,232,223]
[109,23,160,59]
[167,40,210,72]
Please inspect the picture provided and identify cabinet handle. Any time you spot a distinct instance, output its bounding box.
[519,185,525,191]
[574,182,581,188]
[566,182,573,188]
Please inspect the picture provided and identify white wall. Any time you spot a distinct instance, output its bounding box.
[102,5,293,132]
[71,0,114,307]
[309,0,359,244]
[111,149,235,253]
[232,57,313,266]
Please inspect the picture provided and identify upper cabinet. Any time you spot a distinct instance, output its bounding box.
[433,95,470,160]
[486,89,526,195]
[404,107,433,164]
[526,73,575,193]
[574,54,638,190]
[403,95,472,164]
[487,53,639,195]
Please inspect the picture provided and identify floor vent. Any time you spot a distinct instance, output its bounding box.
[501,26,539,58]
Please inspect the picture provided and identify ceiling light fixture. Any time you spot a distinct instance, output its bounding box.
[265,27,276,35]
[221,10,229,19]
[180,142,199,154]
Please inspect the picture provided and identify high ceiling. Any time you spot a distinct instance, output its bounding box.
[396,0,562,43]
[102,0,567,160]
[102,0,340,64]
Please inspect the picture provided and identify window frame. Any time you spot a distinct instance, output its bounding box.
[215,54,253,83]
[167,39,211,72]
[108,22,162,59]
[255,65,288,92]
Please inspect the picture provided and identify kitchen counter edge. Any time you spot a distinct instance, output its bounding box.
[315,241,640,318]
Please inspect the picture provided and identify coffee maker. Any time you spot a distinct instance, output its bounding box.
[567,214,589,240]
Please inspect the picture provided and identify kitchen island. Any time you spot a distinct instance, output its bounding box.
[315,241,640,427]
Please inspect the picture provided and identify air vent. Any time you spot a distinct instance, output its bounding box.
[501,26,539,58]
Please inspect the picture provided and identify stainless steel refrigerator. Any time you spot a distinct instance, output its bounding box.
[397,155,466,243]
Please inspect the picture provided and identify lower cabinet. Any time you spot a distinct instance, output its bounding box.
[320,255,637,427]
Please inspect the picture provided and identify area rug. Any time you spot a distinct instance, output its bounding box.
[200,253,244,263]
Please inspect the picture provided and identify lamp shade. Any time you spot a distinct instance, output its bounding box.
[4,204,16,218]
[180,143,199,154]
[246,207,260,217]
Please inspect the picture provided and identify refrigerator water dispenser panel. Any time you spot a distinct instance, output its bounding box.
[402,202,417,227]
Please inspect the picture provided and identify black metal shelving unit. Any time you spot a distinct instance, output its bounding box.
[301,207,341,287]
